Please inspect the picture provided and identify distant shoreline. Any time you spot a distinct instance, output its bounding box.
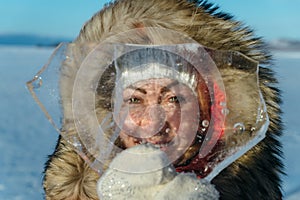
[271,50,300,59]
[1,34,300,50]
[1,44,299,60]
[0,34,71,47]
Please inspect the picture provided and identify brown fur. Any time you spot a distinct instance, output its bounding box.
[44,0,283,199]
[44,137,99,200]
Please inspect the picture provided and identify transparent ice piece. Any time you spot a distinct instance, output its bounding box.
[26,27,269,181]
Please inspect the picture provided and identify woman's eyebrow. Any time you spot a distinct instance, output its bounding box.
[160,80,179,94]
[126,86,147,94]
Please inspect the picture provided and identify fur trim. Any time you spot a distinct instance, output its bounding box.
[44,136,99,200]
[44,0,284,199]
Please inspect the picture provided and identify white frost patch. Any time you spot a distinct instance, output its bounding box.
[97,144,219,200]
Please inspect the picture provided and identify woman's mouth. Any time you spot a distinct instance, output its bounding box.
[130,127,175,150]
[132,139,174,151]
[151,140,175,151]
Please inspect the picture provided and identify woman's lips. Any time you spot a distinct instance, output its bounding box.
[127,130,172,148]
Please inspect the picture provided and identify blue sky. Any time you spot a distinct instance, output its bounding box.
[1,0,299,41]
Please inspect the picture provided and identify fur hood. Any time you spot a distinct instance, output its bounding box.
[43,0,283,199]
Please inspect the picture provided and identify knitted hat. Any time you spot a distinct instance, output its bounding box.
[114,47,199,92]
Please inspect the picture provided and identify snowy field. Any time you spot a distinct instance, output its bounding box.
[0,45,299,199]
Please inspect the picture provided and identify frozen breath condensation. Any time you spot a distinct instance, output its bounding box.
[97,144,219,200]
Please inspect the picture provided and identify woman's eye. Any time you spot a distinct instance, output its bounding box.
[169,96,179,103]
[127,97,141,104]
[169,96,178,103]
[168,96,186,103]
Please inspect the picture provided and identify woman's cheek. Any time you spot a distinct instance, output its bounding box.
[165,107,181,131]
[119,131,136,147]
[168,103,199,130]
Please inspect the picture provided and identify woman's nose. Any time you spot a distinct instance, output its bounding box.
[137,104,166,137]
[141,104,165,124]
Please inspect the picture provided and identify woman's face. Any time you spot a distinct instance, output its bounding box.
[117,78,199,154]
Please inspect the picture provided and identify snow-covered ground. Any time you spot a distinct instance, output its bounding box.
[0,46,299,199]
[0,46,57,200]
[273,51,300,199]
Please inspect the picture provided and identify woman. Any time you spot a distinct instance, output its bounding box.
[41,0,283,199]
